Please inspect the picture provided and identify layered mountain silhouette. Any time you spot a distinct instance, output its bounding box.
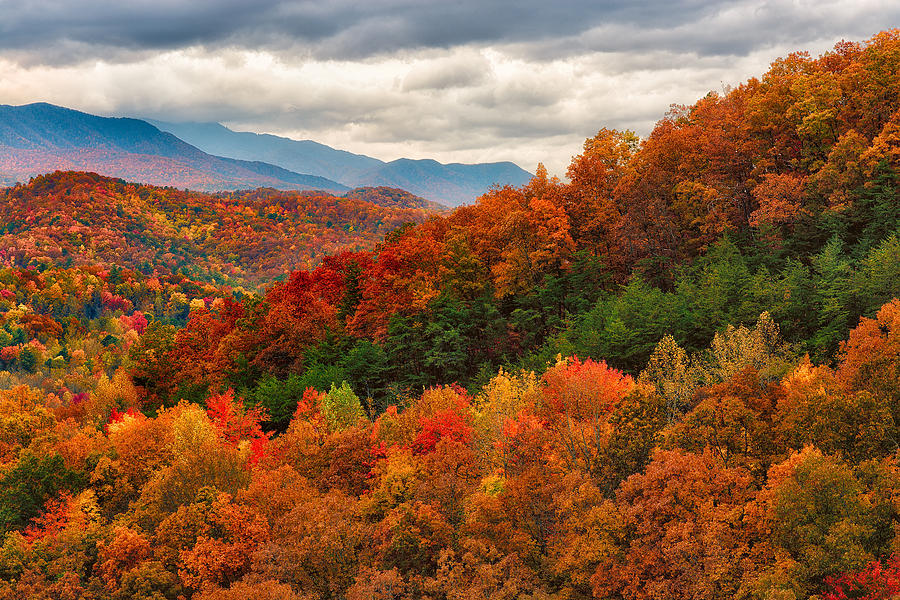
[149,119,534,206]
[0,103,533,205]
[0,103,347,193]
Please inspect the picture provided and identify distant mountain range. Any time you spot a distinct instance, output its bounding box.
[0,103,346,193]
[149,119,533,207]
[0,103,533,205]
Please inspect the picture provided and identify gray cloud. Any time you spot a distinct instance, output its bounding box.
[401,52,491,91]
[0,0,807,65]
[2,0,899,178]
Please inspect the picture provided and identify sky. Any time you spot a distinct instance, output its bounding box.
[1,1,899,176]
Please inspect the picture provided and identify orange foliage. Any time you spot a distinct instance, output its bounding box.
[838,299,900,396]
[540,356,634,420]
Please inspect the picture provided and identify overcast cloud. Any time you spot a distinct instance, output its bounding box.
[1,0,899,175]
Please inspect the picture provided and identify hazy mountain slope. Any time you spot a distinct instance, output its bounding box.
[151,118,533,205]
[348,158,532,206]
[0,103,347,192]
[147,119,383,184]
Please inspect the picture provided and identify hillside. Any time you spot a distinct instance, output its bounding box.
[0,171,434,289]
[341,186,448,211]
[151,118,533,206]
[4,30,900,600]
[0,103,347,192]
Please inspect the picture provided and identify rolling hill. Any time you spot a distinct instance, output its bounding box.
[0,171,435,289]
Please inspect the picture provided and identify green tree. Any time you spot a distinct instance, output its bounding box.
[18,347,37,374]
[342,340,391,413]
[321,381,366,432]
[810,236,853,360]
[0,451,86,534]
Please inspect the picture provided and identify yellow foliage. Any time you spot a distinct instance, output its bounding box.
[85,368,140,425]
[473,368,539,465]
[169,403,217,457]
[0,385,56,465]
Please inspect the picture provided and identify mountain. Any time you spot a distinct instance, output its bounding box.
[352,158,533,208]
[0,103,348,192]
[145,119,383,184]
[150,119,533,206]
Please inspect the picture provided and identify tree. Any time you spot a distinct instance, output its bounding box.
[592,449,753,600]
[839,299,900,407]
[252,374,309,430]
[178,493,270,591]
[640,335,702,422]
[665,368,781,474]
[564,128,637,270]
[0,451,86,534]
[745,447,890,598]
[342,340,391,414]
[321,381,366,432]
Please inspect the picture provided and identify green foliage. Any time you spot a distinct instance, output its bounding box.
[342,339,391,412]
[251,360,352,429]
[599,388,669,494]
[337,260,364,321]
[321,381,366,431]
[252,374,308,429]
[846,161,900,256]
[18,347,37,373]
[770,449,887,594]
[381,295,504,393]
[810,237,854,360]
[673,237,758,350]
[0,451,86,534]
[301,361,349,395]
[557,276,674,373]
[855,231,900,318]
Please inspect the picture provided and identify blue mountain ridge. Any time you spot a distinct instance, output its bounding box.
[149,119,534,206]
[0,103,534,205]
[0,103,347,193]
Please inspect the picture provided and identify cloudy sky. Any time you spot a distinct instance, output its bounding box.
[1,1,899,175]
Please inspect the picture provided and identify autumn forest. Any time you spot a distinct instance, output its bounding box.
[3,30,900,600]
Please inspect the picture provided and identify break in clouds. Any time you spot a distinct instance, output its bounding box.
[1,0,899,174]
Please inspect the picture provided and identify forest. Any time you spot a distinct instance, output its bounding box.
[1,29,900,600]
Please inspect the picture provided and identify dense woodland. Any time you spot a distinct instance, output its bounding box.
[0,173,436,290]
[2,30,900,600]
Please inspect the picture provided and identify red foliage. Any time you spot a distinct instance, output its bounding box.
[293,387,326,431]
[101,290,131,311]
[206,389,271,464]
[0,345,21,361]
[105,407,143,433]
[824,555,900,600]
[23,492,76,542]
[411,409,474,455]
[540,356,634,419]
[494,410,549,473]
[349,219,449,338]
[119,311,148,335]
